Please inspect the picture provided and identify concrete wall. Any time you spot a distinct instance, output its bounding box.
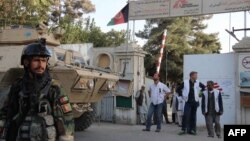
[60,43,93,64]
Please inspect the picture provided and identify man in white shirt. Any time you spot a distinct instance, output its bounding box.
[142,74,171,132]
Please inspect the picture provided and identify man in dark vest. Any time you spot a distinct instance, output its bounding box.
[177,71,205,135]
[135,85,148,125]
[0,39,74,141]
[202,81,223,138]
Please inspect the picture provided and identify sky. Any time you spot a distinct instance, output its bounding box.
[88,0,250,53]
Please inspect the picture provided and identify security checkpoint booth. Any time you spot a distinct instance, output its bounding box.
[91,43,147,124]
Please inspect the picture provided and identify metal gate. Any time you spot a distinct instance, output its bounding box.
[100,92,114,122]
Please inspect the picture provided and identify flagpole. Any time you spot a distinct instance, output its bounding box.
[127,20,130,45]
[122,0,130,77]
[244,11,247,37]
[229,12,231,52]
[133,20,135,42]
[127,0,130,46]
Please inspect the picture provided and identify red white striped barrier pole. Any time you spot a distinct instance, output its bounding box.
[156,29,167,75]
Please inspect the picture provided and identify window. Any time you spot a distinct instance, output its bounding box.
[56,53,65,61]
[116,96,132,108]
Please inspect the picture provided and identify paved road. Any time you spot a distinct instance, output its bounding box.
[75,122,223,141]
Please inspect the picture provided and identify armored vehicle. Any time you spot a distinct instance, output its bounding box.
[0,25,119,131]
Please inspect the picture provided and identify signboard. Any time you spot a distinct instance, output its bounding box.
[129,0,170,20]
[128,0,250,20]
[170,0,202,17]
[203,0,250,14]
[114,80,133,97]
[238,54,250,87]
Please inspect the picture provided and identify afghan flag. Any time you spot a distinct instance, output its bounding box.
[107,4,129,26]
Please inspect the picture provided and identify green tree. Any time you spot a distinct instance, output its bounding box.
[61,18,126,47]
[137,16,221,83]
[0,0,95,27]
[61,20,88,44]
[0,0,52,26]
[104,29,126,47]
[0,0,125,47]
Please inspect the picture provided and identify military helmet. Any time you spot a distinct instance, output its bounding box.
[21,38,51,65]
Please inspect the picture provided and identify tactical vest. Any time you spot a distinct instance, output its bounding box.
[16,80,56,141]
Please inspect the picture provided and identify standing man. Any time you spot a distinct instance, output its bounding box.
[0,39,74,141]
[202,81,223,138]
[170,87,178,124]
[176,94,185,127]
[142,74,171,132]
[154,97,170,125]
[135,85,148,125]
[177,71,205,135]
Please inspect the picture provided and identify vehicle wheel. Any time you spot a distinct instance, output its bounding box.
[74,111,94,131]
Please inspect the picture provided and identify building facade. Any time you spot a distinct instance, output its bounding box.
[91,43,147,124]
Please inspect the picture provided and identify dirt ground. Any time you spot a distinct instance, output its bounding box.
[75,122,223,141]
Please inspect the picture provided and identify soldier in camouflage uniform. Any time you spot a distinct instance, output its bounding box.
[0,39,74,141]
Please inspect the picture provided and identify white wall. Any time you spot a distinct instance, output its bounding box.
[184,53,236,126]
[60,43,93,63]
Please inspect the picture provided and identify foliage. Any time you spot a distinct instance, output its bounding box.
[0,0,95,27]
[61,18,126,47]
[0,0,125,47]
[137,16,221,83]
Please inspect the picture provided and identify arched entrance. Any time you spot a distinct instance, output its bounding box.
[97,54,111,69]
